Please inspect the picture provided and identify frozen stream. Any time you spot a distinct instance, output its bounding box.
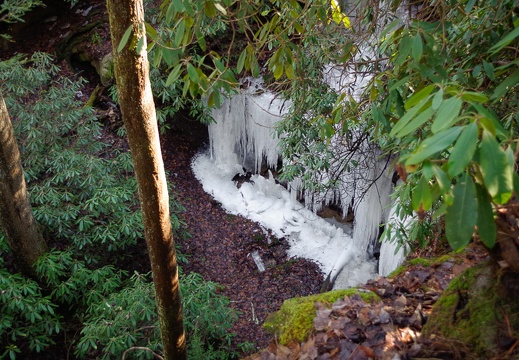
[191,82,407,288]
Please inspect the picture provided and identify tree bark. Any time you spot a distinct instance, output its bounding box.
[106,1,187,359]
[0,91,47,277]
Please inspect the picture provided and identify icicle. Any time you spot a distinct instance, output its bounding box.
[208,80,287,174]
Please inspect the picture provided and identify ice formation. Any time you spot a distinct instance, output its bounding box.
[378,202,410,277]
[202,77,407,288]
[208,79,288,174]
[201,4,416,284]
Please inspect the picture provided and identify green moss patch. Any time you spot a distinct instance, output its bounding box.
[388,254,454,278]
[422,261,502,356]
[263,289,379,345]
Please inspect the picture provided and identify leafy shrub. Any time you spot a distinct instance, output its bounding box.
[0,52,218,358]
[76,272,239,360]
[369,0,519,250]
[0,266,61,358]
[35,250,126,309]
[0,53,144,258]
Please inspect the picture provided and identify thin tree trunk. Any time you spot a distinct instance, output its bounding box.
[0,91,47,276]
[106,1,187,359]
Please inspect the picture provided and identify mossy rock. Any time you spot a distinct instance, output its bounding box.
[263,288,379,345]
[422,260,519,357]
[388,254,454,278]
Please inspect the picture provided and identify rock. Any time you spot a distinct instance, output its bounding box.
[409,304,424,329]
[393,295,407,308]
[96,52,114,86]
[232,171,254,188]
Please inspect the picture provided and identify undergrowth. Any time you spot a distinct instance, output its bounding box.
[0,52,244,359]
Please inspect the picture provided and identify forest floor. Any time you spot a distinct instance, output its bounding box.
[1,1,498,359]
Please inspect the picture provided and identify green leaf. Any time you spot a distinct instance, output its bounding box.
[207,91,215,107]
[445,174,477,251]
[433,163,452,195]
[479,130,513,204]
[448,122,478,177]
[406,126,462,165]
[395,34,413,67]
[175,20,185,47]
[285,64,295,79]
[372,104,390,132]
[186,63,200,83]
[464,0,476,12]
[388,74,412,92]
[491,69,519,101]
[460,92,488,103]
[145,22,158,41]
[165,63,182,86]
[411,33,423,61]
[430,96,463,134]
[404,84,435,110]
[168,0,184,19]
[390,96,431,137]
[488,25,519,55]
[412,176,432,211]
[204,1,217,17]
[195,28,206,51]
[396,105,435,137]
[135,36,145,54]
[431,88,443,110]
[473,104,508,140]
[483,60,495,81]
[236,49,247,74]
[117,26,133,53]
[475,184,496,248]
[273,64,283,79]
[380,18,402,39]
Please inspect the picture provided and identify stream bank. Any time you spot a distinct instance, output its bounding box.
[160,113,325,349]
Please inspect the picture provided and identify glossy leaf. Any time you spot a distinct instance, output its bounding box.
[396,105,435,137]
[117,26,133,53]
[186,63,200,83]
[488,25,519,55]
[461,92,488,103]
[406,126,462,165]
[491,69,519,101]
[285,63,295,80]
[135,35,145,54]
[479,130,513,204]
[174,20,185,47]
[412,176,432,212]
[411,33,423,61]
[475,184,496,248]
[404,84,434,110]
[236,49,246,74]
[431,88,443,110]
[448,122,478,177]
[445,174,477,251]
[390,96,431,137]
[431,96,462,133]
[165,64,182,86]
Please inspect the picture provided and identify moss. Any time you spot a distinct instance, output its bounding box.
[263,289,379,345]
[422,261,500,356]
[388,254,455,278]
